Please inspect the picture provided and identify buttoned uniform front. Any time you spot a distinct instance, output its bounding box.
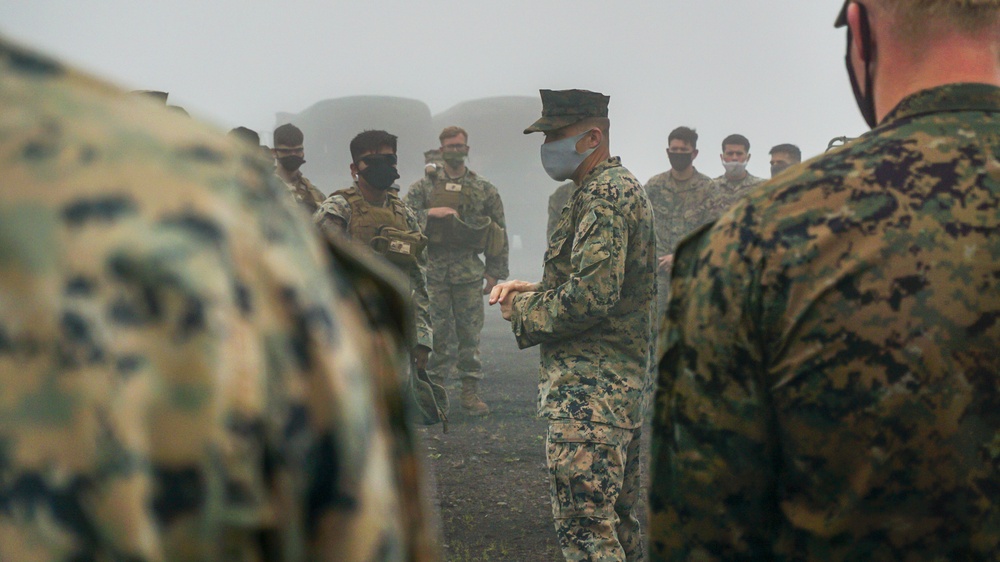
[651,83,1000,561]
[547,181,577,241]
[709,170,764,209]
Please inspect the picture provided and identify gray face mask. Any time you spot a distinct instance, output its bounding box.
[540,130,596,181]
[722,159,748,179]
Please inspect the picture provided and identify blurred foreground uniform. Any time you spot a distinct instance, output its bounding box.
[0,39,436,561]
[650,2,1000,556]
[514,90,656,561]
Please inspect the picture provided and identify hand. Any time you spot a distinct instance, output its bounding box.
[488,280,539,306]
[412,346,430,371]
[658,254,674,272]
[428,207,459,219]
[482,274,498,295]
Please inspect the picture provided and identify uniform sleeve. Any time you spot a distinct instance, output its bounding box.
[510,199,626,348]
[406,207,433,350]
[483,182,509,280]
[644,176,670,256]
[403,179,430,228]
[313,195,349,241]
[648,214,776,561]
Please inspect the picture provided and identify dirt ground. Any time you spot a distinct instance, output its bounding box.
[416,310,650,562]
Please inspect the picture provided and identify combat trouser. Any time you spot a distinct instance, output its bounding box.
[426,277,484,382]
[547,420,643,562]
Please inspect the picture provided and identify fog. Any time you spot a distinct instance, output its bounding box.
[1,0,864,276]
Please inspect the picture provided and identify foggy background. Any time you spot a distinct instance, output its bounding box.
[1,0,866,278]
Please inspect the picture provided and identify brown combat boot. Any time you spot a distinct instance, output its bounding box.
[460,378,490,416]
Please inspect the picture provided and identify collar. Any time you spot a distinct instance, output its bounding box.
[881,83,1000,126]
[580,156,622,185]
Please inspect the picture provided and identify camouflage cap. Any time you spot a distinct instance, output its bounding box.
[523,89,610,134]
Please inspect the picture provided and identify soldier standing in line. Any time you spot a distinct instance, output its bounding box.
[272,122,326,215]
[405,126,509,417]
[314,130,444,423]
[642,126,715,313]
[711,133,764,204]
[491,89,656,561]
[768,142,802,177]
[0,37,438,561]
[651,0,1000,559]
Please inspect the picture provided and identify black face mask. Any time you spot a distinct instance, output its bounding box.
[277,154,305,172]
[845,3,878,129]
[771,163,792,178]
[667,151,694,171]
[358,154,400,191]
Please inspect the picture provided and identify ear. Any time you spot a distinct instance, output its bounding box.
[847,2,872,64]
[692,149,699,160]
[349,162,359,178]
[577,128,602,152]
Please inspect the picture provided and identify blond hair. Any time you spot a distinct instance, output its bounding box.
[439,126,468,144]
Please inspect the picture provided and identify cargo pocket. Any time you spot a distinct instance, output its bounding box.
[546,421,625,521]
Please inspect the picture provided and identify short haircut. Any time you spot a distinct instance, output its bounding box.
[439,126,468,144]
[273,123,304,147]
[228,126,260,146]
[350,130,398,163]
[722,134,750,152]
[770,143,802,163]
[578,116,610,137]
[872,0,1000,38]
[668,127,698,149]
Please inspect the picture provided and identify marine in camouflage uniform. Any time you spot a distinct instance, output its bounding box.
[405,127,509,416]
[650,1,1000,559]
[317,183,432,349]
[493,90,656,561]
[547,181,576,241]
[643,126,715,314]
[0,38,437,561]
[313,131,443,425]
[272,122,326,215]
[710,132,764,208]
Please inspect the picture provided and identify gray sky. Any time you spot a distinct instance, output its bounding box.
[1,0,866,182]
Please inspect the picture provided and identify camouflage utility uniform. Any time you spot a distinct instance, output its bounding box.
[547,181,577,241]
[511,158,656,561]
[280,168,326,215]
[710,171,764,208]
[651,83,1000,560]
[0,39,436,561]
[642,167,714,311]
[315,184,434,351]
[405,168,509,384]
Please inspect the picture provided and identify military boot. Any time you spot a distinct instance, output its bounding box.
[460,378,489,416]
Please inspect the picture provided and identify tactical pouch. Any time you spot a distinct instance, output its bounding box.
[369,226,426,267]
[426,214,494,253]
[483,221,506,259]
